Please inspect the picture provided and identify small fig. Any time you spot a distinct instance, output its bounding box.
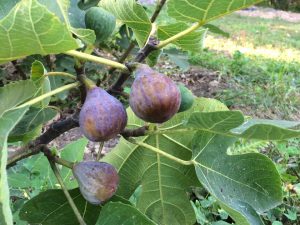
[72,161,119,204]
[79,87,127,142]
[85,7,116,44]
[129,64,181,123]
[177,83,194,112]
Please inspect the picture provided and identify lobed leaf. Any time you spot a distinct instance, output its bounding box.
[19,189,101,225]
[8,107,57,142]
[96,202,156,225]
[0,80,36,117]
[231,119,300,140]
[0,0,78,64]
[101,99,221,225]
[19,189,130,225]
[0,107,29,225]
[167,0,263,24]
[100,0,151,47]
[158,23,207,52]
[30,60,51,107]
[192,131,282,224]
[0,0,20,20]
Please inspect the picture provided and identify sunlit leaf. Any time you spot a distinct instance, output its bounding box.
[0,0,78,64]
[0,107,29,225]
[101,0,151,47]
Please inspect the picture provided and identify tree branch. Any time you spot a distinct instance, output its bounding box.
[108,36,159,93]
[7,115,150,168]
[121,126,149,138]
[7,113,79,168]
[108,0,167,93]
[150,0,167,23]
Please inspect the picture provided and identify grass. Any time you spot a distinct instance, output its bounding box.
[189,13,300,120]
[189,12,300,223]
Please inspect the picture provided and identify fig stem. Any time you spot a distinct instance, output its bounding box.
[96,142,105,161]
[14,82,80,109]
[55,157,75,169]
[48,159,87,225]
[78,75,97,90]
[45,72,76,80]
[150,0,167,23]
[128,138,194,166]
[65,50,128,72]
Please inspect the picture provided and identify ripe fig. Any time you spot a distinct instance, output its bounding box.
[79,87,127,142]
[129,64,181,123]
[177,83,194,112]
[73,161,119,204]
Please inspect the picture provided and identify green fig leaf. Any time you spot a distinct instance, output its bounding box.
[19,189,129,225]
[167,0,263,24]
[96,202,156,225]
[8,138,88,190]
[0,107,29,225]
[0,0,78,64]
[30,60,51,107]
[101,98,222,225]
[100,0,151,47]
[0,80,36,117]
[191,131,281,224]
[158,23,207,52]
[8,107,57,142]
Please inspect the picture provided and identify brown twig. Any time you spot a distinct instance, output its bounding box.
[7,113,79,168]
[150,0,167,23]
[121,126,149,138]
[108,37,158,93]
[7,114,150,168]
[108,0,167,93]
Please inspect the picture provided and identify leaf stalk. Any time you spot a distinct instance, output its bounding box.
[65,50,128,71]
[45,72,76,80]
[48,159,86,225]
[14,82,80,109]
[157,22,203,49]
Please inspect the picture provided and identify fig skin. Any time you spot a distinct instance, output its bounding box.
[72,161,119,205]
[177,83,194,112]
[129,64,181,123]
[79,87,127,142]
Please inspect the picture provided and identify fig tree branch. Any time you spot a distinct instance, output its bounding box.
[150,0,167,23]
[108,36,158,92]
[108,0,167,92]
[7,113,80,168]
[6,115,148,167]
[121,126,149,138]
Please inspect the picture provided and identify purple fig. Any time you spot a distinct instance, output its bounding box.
[72,161,119,204]
[129,64,181,123]
[79,87,127,142]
